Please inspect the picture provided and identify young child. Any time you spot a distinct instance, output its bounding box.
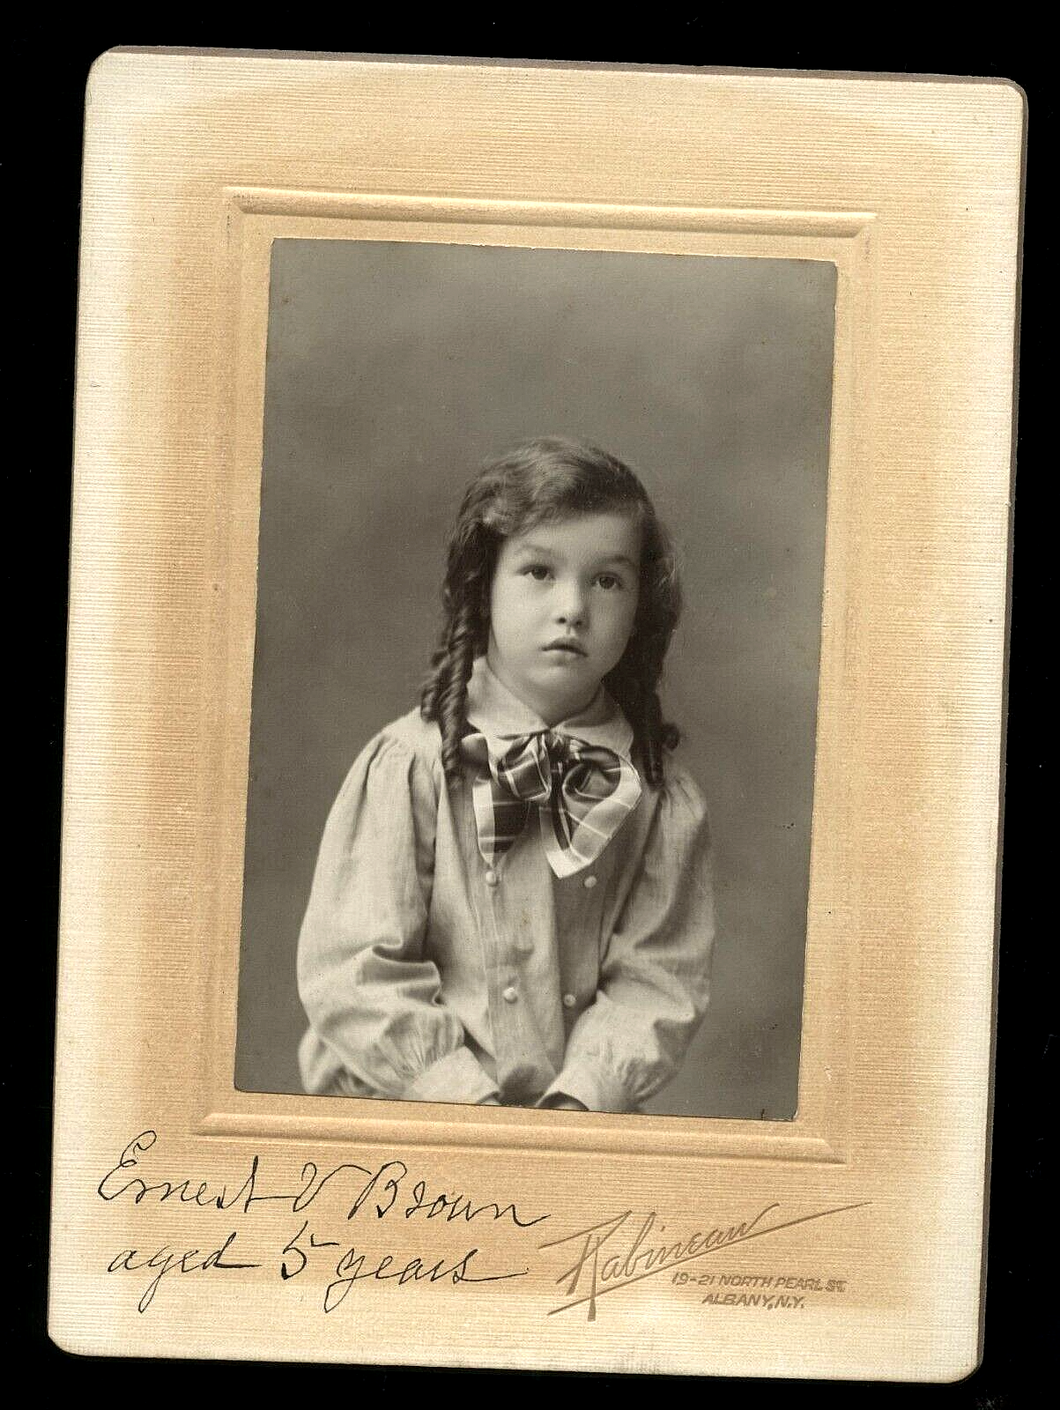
[297,437,715,1112]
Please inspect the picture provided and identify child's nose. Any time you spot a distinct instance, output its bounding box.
[555,581,588,625]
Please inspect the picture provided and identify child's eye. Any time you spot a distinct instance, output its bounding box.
[523,565,551,581]
[595,573,623,590]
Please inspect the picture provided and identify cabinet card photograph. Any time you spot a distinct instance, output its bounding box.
[53,51,1019,1379]
[234,238,837,1120]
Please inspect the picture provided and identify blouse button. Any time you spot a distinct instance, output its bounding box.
[484,868,499,887]
[502,985,518,1004]
[582,874,598,890]
[562,992,577,1009]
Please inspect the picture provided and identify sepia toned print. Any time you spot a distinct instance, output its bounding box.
[235,242,837,1120]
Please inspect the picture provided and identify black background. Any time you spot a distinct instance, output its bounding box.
[23,29,1044,1403]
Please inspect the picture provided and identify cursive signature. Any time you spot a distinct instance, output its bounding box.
[540,1202,868,1321]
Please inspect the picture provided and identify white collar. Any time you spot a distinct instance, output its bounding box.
[465,655,635,762]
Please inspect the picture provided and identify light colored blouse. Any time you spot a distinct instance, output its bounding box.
[297,656,716,1112]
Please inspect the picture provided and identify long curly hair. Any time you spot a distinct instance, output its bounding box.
[420,437,682,788]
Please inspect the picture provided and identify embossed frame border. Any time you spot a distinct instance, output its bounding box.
[201,189,873,1166]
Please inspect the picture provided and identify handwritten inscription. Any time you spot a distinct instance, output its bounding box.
[106,1230,261,1313]
[96,1130,867,1324]
[98,1131,541,1313]
[98,1130,544,1225]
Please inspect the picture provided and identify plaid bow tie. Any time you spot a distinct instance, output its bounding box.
[461,728,642,878]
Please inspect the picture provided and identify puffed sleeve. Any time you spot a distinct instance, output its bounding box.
[538,768,715,1113]
[297,731,501,1104]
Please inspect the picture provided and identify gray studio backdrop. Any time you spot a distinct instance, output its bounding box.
[234,238,836,1120]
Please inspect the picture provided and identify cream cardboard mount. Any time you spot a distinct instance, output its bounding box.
[52,51,1021,1377]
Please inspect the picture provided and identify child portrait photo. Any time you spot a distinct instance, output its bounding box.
[234,236,836,1121]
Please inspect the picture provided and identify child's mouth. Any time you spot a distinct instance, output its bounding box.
[543,639,587,656]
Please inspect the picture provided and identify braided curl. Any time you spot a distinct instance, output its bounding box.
[421,437,682,789]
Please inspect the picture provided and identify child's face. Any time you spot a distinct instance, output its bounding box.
[487,511,641,724]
